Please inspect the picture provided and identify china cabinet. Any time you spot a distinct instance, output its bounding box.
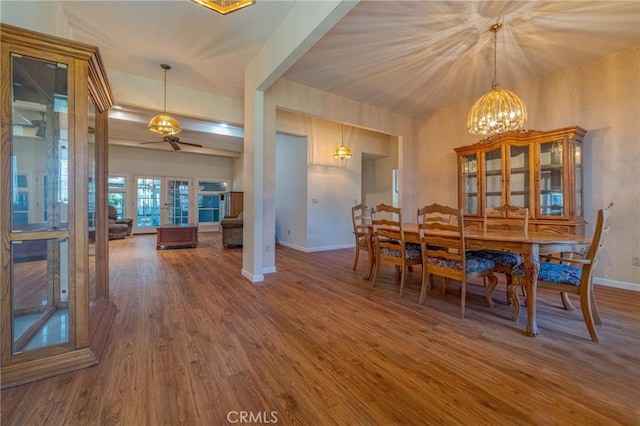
[1,24,116,388]
[455,126,587,234]
[220,191,243,218]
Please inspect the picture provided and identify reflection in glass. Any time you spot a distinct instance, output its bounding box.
[539,140,564,216]
[574,142,583,217]
[484,148,502,209]
[88,103,98,306]
[461,154,478,215]
[167,179,190,225]
[137,178,162,228]
[12,238,70,353]
[509,145,530,208]
[11,54,69,232]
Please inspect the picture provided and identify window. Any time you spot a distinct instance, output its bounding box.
[197,180,226,224]
[108,176,127,219]
[12,173,29,225]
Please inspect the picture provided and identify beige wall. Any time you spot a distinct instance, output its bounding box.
[276,110,397,250]
[416,46,640,286]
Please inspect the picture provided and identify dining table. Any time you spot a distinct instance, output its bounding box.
[365,224,592,337]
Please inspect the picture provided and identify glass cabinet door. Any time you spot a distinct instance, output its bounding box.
[539,140,565,216]
[9,54,71,354]
[508,144,530,209]
[484,147,503,210]
[461,154,478,215]
[574,140,583,217]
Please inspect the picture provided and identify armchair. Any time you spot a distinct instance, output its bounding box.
[221,213,243,249]
[108,206,133,239]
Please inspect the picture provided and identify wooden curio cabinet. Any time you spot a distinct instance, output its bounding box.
[1,24,116,388]
[455,126,587,234]
[220,191,243,217]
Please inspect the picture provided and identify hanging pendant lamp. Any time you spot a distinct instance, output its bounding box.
[149,64,181,136]
[334,124,352,160]
[467,23,527,136]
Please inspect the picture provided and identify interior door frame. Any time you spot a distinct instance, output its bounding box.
[132,175,194,234]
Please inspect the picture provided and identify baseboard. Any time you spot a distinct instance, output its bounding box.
[277,240,354,253]
[241,269,264,283]
[262,266,277,274]
[594,277,639,292]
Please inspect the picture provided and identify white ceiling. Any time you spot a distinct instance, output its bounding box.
[54,0,640,154]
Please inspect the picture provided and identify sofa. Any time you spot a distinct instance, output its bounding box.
[108,206,133,239]
[220,213,243,249]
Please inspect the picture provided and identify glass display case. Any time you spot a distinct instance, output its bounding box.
[1,23,115,388]
[455,126,587,234]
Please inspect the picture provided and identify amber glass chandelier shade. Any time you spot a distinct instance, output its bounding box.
[467,23,527,136]
[467,88,527,135]
[148,114,181,136]
[334,145,353,160]
[149,63,181,136]
[191,0,255,15]
[334,124,352,160]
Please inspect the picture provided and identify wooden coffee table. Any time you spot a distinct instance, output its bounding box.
[156,224,198,250]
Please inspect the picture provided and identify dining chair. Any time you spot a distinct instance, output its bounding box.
[417,203,497,319]
[371,203,422,296]
[351,203,372,271]
[476,204,529,305]
[509,208,610,342]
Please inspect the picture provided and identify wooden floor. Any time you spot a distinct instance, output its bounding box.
[2,232,639,425]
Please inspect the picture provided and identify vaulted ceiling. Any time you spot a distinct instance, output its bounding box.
[50,1,640,153]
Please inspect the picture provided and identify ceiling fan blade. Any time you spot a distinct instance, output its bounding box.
[177,141,203,148]
[169,140,181,151]
[139,141,165,145]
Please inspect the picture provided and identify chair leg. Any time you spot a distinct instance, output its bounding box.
[580,285,599,342]
[505,274,513,305]
[485,274,498,308]
[509,284,522,321]
[399,266,405,297]
[419,271,429,304]
[352,246,360,271]
[372,253,381,288]
[590,284,602,326]
[560,292,575,311]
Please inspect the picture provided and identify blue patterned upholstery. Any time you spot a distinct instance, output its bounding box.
[426,253,495,272]
[475,250,521,268]
[379,241,422,260]
[512,262,582,286]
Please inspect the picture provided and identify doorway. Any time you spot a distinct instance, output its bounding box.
[133,176,193,234]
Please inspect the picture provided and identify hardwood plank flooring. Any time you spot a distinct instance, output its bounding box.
[2,232,639,425]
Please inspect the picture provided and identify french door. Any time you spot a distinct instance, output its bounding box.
[133,176,193,234]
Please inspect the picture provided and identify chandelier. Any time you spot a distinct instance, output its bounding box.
[191,0,255,15]
[467,23,527,136]
[148,64,181,136]
[334,124,352,160]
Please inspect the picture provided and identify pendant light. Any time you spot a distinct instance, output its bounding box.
[191,0,255,15]
[334,124,352,160]
[148,63,181,136]
[467,23,527,136]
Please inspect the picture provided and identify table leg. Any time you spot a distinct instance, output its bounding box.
[522,243,540,336]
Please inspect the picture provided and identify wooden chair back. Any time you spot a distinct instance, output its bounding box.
[417,203,497,318]
[352,203,371,245]
[371,203,421,296]
[484,204,529,235]
[351,203,372,270]
[417,203,465,283]
[371,203,404,257]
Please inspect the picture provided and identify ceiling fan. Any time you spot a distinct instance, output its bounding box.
[139,134,203,151]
